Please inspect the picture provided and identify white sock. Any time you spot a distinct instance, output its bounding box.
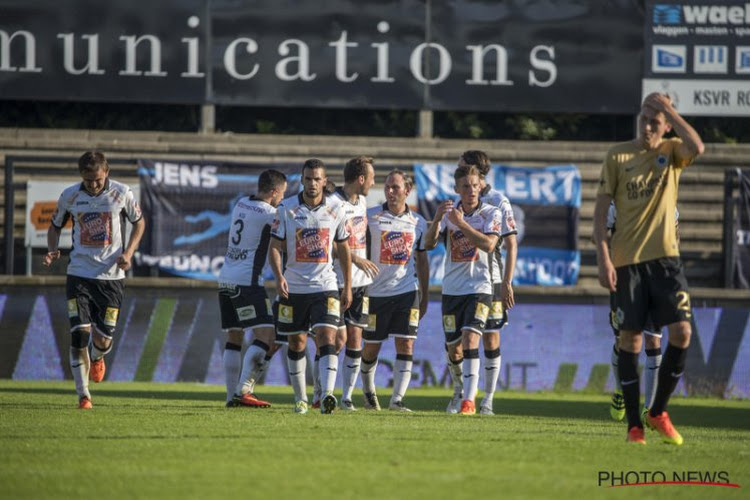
[448,357,464,394]
[69,347,91,399]
[391,356,413,404]
[236,342,267,396]
[341,349,362,401]
[223,343,242,402]
[249,356,272,393]
[287,350,307,403]
[317,344,338,395]
[361,357,378,394]
[464,352,480,402]
[483,351,501,398]
[312,355,321,401]
[611,345,622,391]
[644,348,662,409]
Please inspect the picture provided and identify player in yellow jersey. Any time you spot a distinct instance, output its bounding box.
[594,93,704,445]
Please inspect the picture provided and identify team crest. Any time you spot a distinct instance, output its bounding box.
[104,307,119,327]
[67,299,78,318]
[656,154,668,168]
[236,305,257,321]
[443,314,456,333]
[327,297,340,317]
[409,308,420,327]
[279,304,294,323]
[615,307,625,327]
[474,302,489,322]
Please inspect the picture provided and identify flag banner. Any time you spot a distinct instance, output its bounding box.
[415,163,580,286]
[137,159,300,280]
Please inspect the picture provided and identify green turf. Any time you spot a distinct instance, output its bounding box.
[1,381,748,499]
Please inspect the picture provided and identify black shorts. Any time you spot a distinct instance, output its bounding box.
[441,293,492,345]
[276,291,341,335]
[609,292,660,337]
[66,275,124,336]
[363,291,420,343]
[340,286,369,328]
[614,257,691,332]
[485,283,509,332]
[218,283,273,330]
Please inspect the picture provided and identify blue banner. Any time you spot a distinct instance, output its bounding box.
[415,163,581,286]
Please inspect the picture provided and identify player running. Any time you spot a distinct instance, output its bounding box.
[43,151,145,409]
[219,169,287,408]
[424,164,502,415]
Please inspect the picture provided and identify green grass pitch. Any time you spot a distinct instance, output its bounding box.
[1,380,748,499]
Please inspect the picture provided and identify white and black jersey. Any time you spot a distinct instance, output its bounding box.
[51,179,142,280]
[366,204,428,297]
[331,188,372,289]
[218,196,276,287]
[480,184,517,284]
[271,193,349,294]
[438,201,502,296]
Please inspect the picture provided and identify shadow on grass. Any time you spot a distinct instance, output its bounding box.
[1,386,748,431]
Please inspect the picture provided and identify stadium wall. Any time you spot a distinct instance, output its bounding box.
[1,280,748,399]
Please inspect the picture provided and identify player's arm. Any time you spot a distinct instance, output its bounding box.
[269,237,288,299]
[335,239,352,311]
[501,233,517,310]
[423,201,451,250]
[644,92,705,160]
[415,249,429,319]
[117,217,145,271]
[43,223,63,267]
[594,193,616,292]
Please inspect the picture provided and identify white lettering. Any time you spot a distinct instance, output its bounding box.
[224,38,259,80]
[410,42,451,85]
[0,30,42,73]
[275,39,316,81]
[465,44,513,86]
[58,33,104,75]
[371,21,394,83]
[529,45,556,87]
[118,35,167,76]
[329,31,358,82]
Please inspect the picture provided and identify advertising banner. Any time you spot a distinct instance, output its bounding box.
[137,159,300,280]
[733,169,750,288]
[414,163,580,286]
[643,0,750,115]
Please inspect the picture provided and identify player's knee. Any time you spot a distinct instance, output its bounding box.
[71,328,91,349]
[668,321,691,347]
[226,328,244,345]
[644,335,661,350]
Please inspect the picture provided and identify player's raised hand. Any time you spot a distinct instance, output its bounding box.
[643,92,673,114]
[42,250,61,267]
[446,204,464,226]
[433,200,453,221]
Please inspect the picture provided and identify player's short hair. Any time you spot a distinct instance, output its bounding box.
[302,158,326,174]
[258,169,287,193]
[460,150,491,176]
[454,164,481,183]
[344,156,374,183]
[78,151,109,174]
[386,169,414,191]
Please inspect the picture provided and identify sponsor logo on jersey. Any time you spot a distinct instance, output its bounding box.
[409,308,420,327]
[295,228,329,262]
[347,216,367,249]
[442,314,456,333]
[449,230,479,262]
[78,212,113,247]
[279,304,294,323]
[104,307,119,327]
[67,299,78,318]
[474,302,489,322]
[236,305,257,321]
[379,231,414,265]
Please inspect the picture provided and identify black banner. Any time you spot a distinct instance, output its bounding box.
[136,159,300,280]
[0,0,644,113]
[733,169,750,288]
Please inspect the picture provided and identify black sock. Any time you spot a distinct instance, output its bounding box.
[649,344,687,416]
[617,349,642,429]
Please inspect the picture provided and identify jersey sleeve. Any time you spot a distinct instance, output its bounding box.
[50,191,70,229]
[484,206,503,236]
[597,150,618,198]
[415,215,428,251]
[271,205,286,240]
[498,198,518,237]
[670,137,697,170]
[123,187,143,223]
[335,210,350,242]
